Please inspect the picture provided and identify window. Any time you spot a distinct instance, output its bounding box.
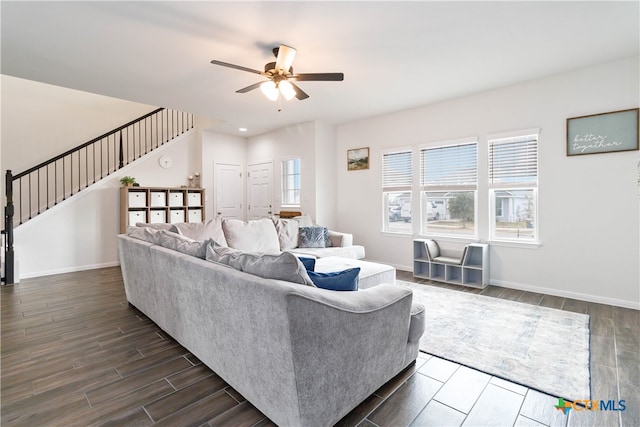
[420,141,478,236]
[489,133,538,241]
[281,158,300,206]
[382,150,412,233]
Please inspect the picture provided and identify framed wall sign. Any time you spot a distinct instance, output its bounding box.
[347,147,369,170]
[567,108,639,156]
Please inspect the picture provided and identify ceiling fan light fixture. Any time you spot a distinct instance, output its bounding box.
[279,80,296,101]
[260,81,279,101]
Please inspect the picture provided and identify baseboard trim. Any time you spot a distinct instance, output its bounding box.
[19,262,120,281]
[376,260,639,310]
[489,279,639,310]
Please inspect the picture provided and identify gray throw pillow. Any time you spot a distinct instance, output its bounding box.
[127,226,163,245]
[205,245,314,287]
[205,245,242,265]
[298,226,330,248]
[135,222,173,231]
[158,230,212,259]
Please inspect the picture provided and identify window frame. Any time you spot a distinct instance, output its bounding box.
[381,148,413,234]
[280,157,301,208]
[419,139,479,238]
[488,130,539,243]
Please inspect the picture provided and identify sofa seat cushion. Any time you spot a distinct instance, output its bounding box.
[315,256,395,289]
[291,245,366,260]
[206,245,315,286]
[222,218,280,254]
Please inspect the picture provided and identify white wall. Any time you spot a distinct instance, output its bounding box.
[14,131,200,278]
[1,75,156,174]
[314,121,338,227]
[336,56,640,308]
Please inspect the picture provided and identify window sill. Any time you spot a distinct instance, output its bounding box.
[488,239,542,249]
[381,230,414,238]
[416,234,479,244]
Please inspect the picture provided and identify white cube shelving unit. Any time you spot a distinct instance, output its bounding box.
[120,187,205,233]
[413,239,489,288]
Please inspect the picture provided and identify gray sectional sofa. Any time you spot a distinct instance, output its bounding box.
[117,223,425,427]
[144,215,366,260]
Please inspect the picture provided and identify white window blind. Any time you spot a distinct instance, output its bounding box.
[489,135,538,186]
[281,158,300,206]
[421,142,477,190]
[382,151,412,191]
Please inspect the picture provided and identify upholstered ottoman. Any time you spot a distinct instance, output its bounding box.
[314,256,396,289]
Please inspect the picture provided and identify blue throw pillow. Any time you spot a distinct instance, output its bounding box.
[297,256,316,271]
[307,267,360,291]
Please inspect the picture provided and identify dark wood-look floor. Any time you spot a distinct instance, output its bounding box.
[1,267,638,427]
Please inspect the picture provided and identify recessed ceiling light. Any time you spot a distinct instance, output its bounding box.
[239,127,247,132]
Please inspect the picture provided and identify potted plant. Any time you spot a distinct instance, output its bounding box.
[119,176,136,187]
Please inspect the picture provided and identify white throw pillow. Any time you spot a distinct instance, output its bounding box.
[222,218,280,254]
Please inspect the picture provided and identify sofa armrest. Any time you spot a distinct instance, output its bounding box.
[285,284,414,424]
[328,230,353,247]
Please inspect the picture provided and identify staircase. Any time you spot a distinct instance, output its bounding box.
[2,107,195,284]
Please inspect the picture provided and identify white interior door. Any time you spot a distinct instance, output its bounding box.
[215,163,243,219]
[247,162,273,219]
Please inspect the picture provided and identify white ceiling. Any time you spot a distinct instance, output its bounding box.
[2,1,639,137]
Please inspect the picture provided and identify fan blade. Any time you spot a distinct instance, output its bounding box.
[292,73,344,81]
[290,82,309,100]
[210,60,264,75]
[275,45,297,73]
[236,82,263,93]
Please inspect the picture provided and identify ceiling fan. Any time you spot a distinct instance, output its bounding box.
[210,45,344,102]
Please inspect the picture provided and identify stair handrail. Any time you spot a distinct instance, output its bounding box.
[2,107,195,284]
[12,107,165,180]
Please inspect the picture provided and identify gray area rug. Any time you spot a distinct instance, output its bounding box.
[399,281,591,401]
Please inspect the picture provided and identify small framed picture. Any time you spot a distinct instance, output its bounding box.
[567,108,639,156]
[347,147,369,171]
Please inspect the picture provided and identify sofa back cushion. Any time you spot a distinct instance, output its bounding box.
[222,218,280,253]
[206,245,315,286]
[425,239,440,260]
[292,215,313,227]
[170,217,228,246]
[272,218,299,250]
